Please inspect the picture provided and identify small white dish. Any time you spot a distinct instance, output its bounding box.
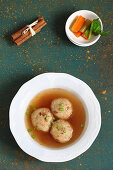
[9,73,101,162]
[65,10,103,47]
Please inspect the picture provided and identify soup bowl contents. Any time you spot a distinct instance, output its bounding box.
[25,88,86,148]
[9,73,101,162]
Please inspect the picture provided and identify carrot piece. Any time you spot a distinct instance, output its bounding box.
[71,15,85,32]
[73,32,82,38]
[81,32,88,40]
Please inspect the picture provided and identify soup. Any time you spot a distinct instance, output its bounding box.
[25,88,86,148]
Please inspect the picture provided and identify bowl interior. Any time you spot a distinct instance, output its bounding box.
[9,73,101,162]
[65,10,103,46]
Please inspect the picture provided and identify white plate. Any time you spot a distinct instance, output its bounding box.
[65,10,103,47]
[9,73,101,162]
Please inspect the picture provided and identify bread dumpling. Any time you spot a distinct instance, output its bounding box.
[31,108,53,132]
[50,120,73,143]
[51,98,72,119]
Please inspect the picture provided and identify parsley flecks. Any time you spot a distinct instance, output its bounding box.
[45,116,49,120]
[31,135,35,139]
[27,129,32,132]
[63,130,66,133]
[53,117,55,120]
[60,108,64,111]
[57,126,61,130]
[26,111,29,115]
[81,124,84,128]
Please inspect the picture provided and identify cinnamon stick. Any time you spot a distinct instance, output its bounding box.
[11,17,47,46]
[11,17,44,41]
[15,22,46,46]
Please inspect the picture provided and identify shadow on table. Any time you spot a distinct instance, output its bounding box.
[52,8,78,46]
[0,74,38,161]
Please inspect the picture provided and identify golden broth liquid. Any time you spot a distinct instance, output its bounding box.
[25,88,86,148]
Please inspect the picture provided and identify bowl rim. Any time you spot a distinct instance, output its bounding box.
[65,10,103,47]
[9,73,101,162]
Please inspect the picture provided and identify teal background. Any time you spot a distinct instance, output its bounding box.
[0,0,113,169]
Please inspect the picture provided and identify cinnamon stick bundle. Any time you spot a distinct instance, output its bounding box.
[11,17,47,46]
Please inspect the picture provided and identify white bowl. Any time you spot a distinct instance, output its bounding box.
[65,10,103,47]
[9,73,101,162]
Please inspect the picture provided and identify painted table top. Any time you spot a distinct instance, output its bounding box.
[0,0,112,169]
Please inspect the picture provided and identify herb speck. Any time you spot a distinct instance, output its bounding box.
[60,108,63,111]
[57,126,61,130]
[27,129,32,132]
[81,124,84,128]
[45,116,49,120]
[63,130,66,133]
[31,135,35,139]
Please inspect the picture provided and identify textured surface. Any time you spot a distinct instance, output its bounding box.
[0,0,113,169]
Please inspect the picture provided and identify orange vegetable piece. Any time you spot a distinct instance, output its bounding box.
[81,31,88,40]
[81,31,93,39]
[73,32,82,38]
[71,15,85,32]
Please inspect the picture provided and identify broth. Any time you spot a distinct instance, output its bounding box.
[25,88,86,148]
